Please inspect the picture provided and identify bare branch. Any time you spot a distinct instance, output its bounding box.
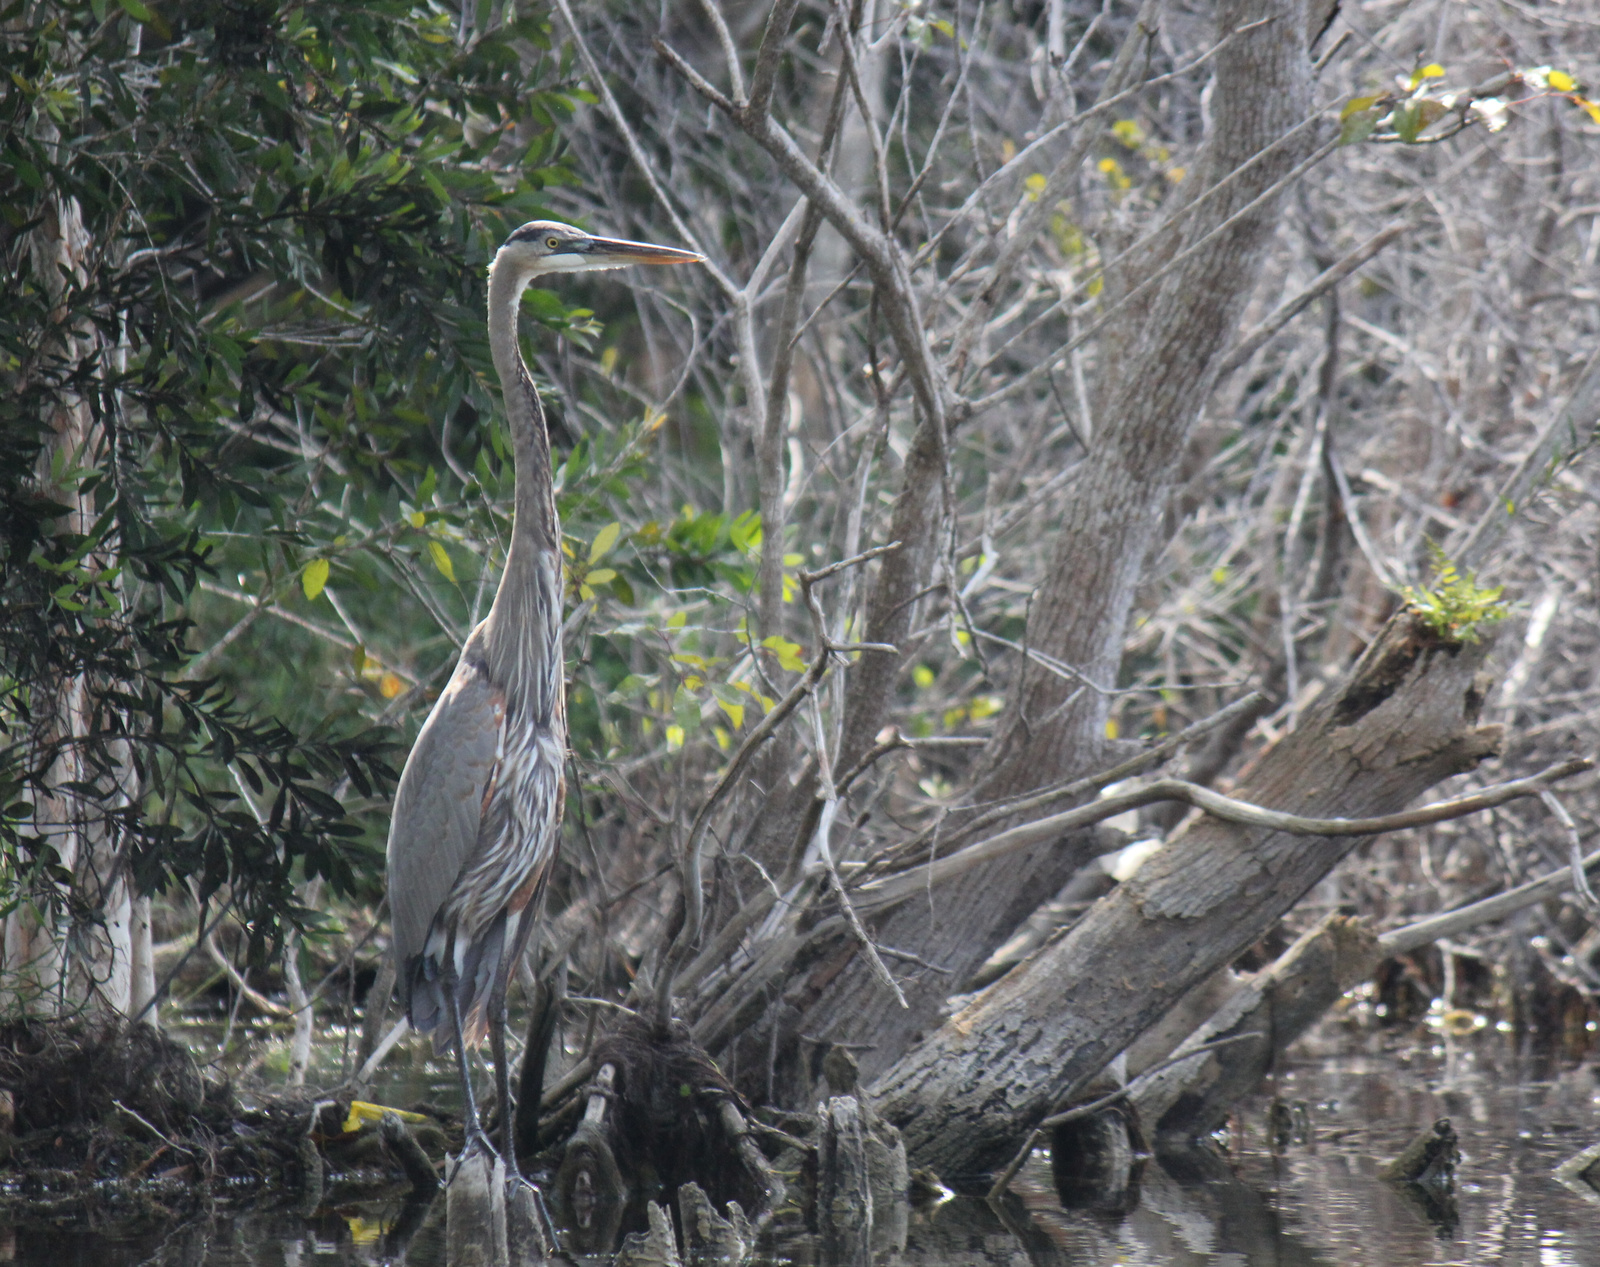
[1216,221,1408,376]
[854,758,1594,916]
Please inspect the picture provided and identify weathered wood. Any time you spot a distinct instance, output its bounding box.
[1129,913,1381,1137]
[818,1096,872,1266]
[713,1097,786,1221]
[446,1146,508,1267]
[556,1062,624,1253]
[614,1200,681,1267]
[873,610,1503,1176]
[678,1180,753,1263]
[1554,1140,1600,1207]
[504,1177,553,1264]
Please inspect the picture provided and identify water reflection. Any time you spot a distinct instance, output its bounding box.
[5,1034,1600,1265]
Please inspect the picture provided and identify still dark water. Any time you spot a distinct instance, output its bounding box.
[6,1028,1600,1265]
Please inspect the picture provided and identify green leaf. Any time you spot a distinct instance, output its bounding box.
[1339,107,1380,147]
[302,558,329,601]
[1392,102,1424,143]
[428,539,456,583]
[118,0,152,20]
[1340,95,1379,121]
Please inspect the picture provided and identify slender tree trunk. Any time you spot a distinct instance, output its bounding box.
[4,178,138,1020]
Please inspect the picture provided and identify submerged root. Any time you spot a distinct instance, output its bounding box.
[550,1015,783,1248]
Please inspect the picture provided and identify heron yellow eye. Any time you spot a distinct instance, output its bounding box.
[547,237,560,249]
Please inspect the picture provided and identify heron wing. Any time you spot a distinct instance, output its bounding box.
[386,654,503,991]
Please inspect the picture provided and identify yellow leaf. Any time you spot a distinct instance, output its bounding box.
[379,673,403,699]
[666,724,685,752]
[302,558,329,601]
[1420,63,1445,79]
[667,611,687,629]
[969,694,1003,720]
[586,568,617,585]
[1340,94,1379,121]
[1024,172,1047,200]
[579,583,594,601]
[589,521,622,563]
[346,1216,383,1247]
[1111,119,1144,148]
[343,1101,429,1135]
[428,539,455,582]
[713,726,732,751]
[719,698,745,729]
[409,510,426,528]
[782,552,804,567]
[761,635,806,672]
[1105,717,1119,740]
[1549,70,1576,92]
[912,664,936,688]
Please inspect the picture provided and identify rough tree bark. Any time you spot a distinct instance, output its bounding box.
[872,609,1504,1177]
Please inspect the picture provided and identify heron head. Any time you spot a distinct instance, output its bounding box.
[497,220,703,280]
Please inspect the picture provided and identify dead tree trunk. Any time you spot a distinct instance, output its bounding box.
[872,610,1503,1177]
[714,0,1320,1103]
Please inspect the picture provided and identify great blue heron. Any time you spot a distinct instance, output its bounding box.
[387,221,700,1182]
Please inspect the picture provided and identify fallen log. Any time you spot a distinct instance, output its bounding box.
[873,609,1522,1178]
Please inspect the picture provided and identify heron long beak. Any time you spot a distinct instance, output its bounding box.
[585,237,704,268]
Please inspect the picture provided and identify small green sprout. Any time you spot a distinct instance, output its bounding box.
[1396,542,1510,644]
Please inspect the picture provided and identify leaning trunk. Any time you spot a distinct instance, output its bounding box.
[873,610,1503,1178]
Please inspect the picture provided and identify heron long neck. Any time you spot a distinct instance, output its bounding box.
[481,256,563,726]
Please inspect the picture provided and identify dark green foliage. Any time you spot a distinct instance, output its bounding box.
[0,0,580,961]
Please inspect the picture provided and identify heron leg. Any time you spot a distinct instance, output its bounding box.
[442,956,491,1155]
[488,902,541,1180]
[488,909,560,1248]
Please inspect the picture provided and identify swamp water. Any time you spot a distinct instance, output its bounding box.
[5,1026,1600,1266]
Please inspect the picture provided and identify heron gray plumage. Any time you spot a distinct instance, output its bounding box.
[386,220,700,1178]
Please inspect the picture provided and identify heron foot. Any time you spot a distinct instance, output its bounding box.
[445,1126,501,1185]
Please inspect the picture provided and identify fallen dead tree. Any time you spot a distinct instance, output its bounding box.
[871,607,1571,1178]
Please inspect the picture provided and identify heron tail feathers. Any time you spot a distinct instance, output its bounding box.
[403,911,508,1054]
